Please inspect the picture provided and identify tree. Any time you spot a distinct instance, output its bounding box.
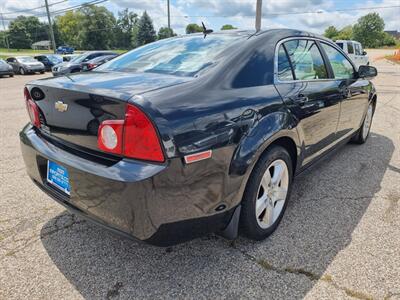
[324,26,339,39]
[157,27,176,40]
[137,11,156,46]
[80,5,117,50]
[55,11,85,48]
[353,13,385,48]
[336,26,353,41]
[221,24,237,30]
[382,32,396,46]
[7,16,48,49]
[115,9,138,49]
[0,31,8,48]
[185,23,203,34]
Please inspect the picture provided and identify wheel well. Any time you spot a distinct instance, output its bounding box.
[266,137,298,175]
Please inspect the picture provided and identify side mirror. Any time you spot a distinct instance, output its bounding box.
[362,51,367,56]
[358,65,377,78]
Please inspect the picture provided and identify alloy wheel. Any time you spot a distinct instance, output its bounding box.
[255,159,289,229]
[362,104,373,140]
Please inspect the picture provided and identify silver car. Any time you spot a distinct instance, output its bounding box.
[0,59,14,77]
[6,56,45,75]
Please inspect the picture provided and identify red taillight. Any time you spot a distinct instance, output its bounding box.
[87,63,97,70]
[24,87,41,128]
[97,104,165,162]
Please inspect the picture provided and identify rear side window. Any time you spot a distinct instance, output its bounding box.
[320,43,354,79]
[354,43,361,55]
[283,39,328,80]
[277,45,293,81]
[347,42,354,54]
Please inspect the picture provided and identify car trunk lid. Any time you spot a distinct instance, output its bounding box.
[27,71,191,153]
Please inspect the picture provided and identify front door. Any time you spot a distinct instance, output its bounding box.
[274,39,341,166]
[319,42,370,140]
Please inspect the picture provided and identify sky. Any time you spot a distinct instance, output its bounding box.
[1,0,399,35]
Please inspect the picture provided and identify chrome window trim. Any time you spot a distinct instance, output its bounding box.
[273,36,356,84]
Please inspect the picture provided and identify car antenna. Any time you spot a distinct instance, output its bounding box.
[202,22,213,38]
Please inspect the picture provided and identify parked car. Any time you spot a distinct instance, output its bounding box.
[20,29,377,246]
[0,59,14,77]
[52,51,117,76]
[56,45,74,55]
[82,54,118,71]
[6,56,45,75]
[335,40,369,68]
[34,54,63,71]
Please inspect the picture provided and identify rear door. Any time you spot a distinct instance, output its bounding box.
[274,38,341,166]
[319,42,370,140]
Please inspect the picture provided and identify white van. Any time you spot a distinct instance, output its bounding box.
[335,40,369,69]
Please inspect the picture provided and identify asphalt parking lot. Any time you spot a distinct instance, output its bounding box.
[0,50,399,299]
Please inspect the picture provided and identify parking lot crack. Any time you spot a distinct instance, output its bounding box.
[230,242,374,300]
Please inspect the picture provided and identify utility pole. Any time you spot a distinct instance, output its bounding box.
[44,0,57,53]
[255,0,262,31]
[167,0,171,30]
[0,13,9,49]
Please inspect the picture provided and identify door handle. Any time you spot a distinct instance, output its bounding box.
[293,94,309,106]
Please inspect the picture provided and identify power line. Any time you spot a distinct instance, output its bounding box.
[177,5,400,18]
[1,0,68,15]
[2,0,109,20]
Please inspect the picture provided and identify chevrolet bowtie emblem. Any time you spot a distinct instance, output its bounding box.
[55,101,68,112]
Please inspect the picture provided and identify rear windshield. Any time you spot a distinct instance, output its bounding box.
[97,35,242,77]
[17,56,37,63]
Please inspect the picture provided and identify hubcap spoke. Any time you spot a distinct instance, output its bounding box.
[256,194,268,217]
[262,201,274,226]
[260,171,271,189]
[274,187,288,202]
[271,164,284,186]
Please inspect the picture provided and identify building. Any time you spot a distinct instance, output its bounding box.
[31,40,51,50]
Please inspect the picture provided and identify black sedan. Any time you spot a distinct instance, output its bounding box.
[52,51,117,76]
[20,29,377,246]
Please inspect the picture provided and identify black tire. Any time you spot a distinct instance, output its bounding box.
[40,71,45,74]
[351,102,375,144]
[10,74,14,77]
[240,145,293,241]
[19,67,25,75]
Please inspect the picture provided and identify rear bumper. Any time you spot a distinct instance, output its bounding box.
[20,124,235,246]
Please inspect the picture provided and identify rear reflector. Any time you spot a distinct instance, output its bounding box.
[184,150,212,164]
[97,104,165,162]
[24,87,41,128]
[98,120,124,155]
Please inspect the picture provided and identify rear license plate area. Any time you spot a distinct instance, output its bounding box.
[47,160,70,195]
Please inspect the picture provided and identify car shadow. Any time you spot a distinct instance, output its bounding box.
[40,132,394,299]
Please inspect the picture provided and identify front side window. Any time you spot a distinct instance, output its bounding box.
[347,42,354,54]
[320,43,354,79]
[277,45,293,81]
[283,39,328,80]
